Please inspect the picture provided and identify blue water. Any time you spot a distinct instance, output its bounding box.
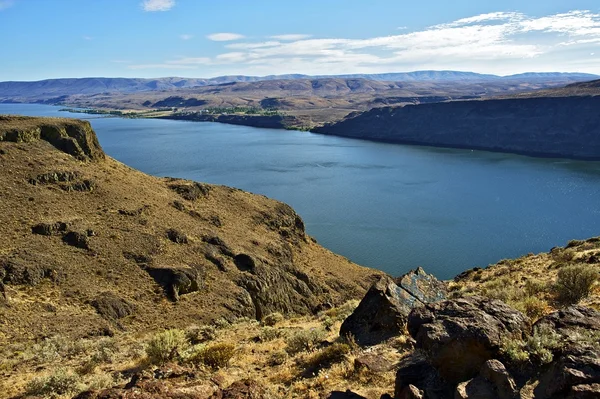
[3,103,600,279]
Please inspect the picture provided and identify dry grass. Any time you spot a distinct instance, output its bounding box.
[454,238,600,317]
[0,300,405,398]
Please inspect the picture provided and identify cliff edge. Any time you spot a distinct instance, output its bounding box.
[314,95,600,160]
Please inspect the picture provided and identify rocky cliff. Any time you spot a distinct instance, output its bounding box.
[0,115,380,342]
[314,95,600,160]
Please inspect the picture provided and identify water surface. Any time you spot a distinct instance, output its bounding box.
[3,103,600,279]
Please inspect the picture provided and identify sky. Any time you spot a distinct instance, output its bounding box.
[1,0,600,81]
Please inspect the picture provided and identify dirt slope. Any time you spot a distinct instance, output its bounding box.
[0,116,380,342]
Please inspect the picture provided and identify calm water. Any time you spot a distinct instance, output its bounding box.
[3,103,600,279]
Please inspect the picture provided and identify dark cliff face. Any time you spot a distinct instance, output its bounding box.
[314,96,600,160]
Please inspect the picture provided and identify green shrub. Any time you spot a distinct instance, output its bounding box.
[524,280,547,296]
[267,350,288,366]
[191,342,235,369]
[261,312,284,326]
[322,316,334,331]
[186,325,217,344]
[501,324,563,366]
[553,264,598,304]
[145,329,189,365]
[25,369,83,397]
[285,328,327,355]
[513,296,547,321]
[303,343,350,372]
[259,327,283,342]
[325,300,360,321]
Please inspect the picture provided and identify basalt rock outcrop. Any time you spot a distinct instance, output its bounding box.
[314,96,600,160]
[390,297,600,399]
[0,115,105,161]
[340,267,447,346]
[407,296,530,384]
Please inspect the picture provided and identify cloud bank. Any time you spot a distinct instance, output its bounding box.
[142,0,175,12]
[131,10,600,75]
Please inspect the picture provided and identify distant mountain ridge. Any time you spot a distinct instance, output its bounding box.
[1,71,598,100]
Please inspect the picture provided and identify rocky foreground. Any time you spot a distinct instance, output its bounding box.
[0,116,598,398]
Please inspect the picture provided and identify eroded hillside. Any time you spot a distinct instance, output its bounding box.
[0,116,380,343]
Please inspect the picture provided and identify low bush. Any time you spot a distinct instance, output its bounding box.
[145,329,189,365]
[186,325,217,344]
[267,350,288,366]
[261,312,284,326]
[25,369,83,397]
[190,342,236,369]
[259,327,283,342]
[303,343,350,373]
[501,324,563,366]
[285,328,327,355]
[553,264,598,305]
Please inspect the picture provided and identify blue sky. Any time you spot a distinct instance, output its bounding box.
[1,0,600,80]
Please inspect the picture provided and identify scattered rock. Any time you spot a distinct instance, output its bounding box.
[90,292,135,321]
[394,352,450,399]
[167,228,189,244]
[145,266,203,301]
[534,345,600,399]
[234,254,256,273]
[568,384,600,398]
[479,359,518,399]
[254,203,306,242]
[340,268,447,346]
[407,296,530,384]
[455,376,496,399]
[396,384,424,399]
[62,231,90,249]
[172,200,186,211]
[534,306,600,336]
[354,354,395,373]
[327,390,368,399]
[210,379,266,399]
[29,171,96,192]
[31,221,67,236]
[0,252,59,286]
[169,181,211,201]
[202,235,234,257]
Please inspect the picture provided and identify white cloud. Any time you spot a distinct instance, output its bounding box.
[207,33,245,41]
[269,34,312,41]
[130,10,600,76]
[0,0,14,11]
[180,34,193,40]
[141,0,175,12]
[83,35,93,41]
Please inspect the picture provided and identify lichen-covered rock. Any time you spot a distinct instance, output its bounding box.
[396,267,448,304]
[341,268,446,346]
[407,296,530,384]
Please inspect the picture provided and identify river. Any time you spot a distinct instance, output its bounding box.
[2,103,600,279]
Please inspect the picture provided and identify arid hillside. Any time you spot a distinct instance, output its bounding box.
[0,116,380,343]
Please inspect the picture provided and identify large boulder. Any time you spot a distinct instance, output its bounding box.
[407,296,530,384]
[394,352,450,399]
[144,266,203,301]
[534,345,600,399]
[340,268,447,346]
